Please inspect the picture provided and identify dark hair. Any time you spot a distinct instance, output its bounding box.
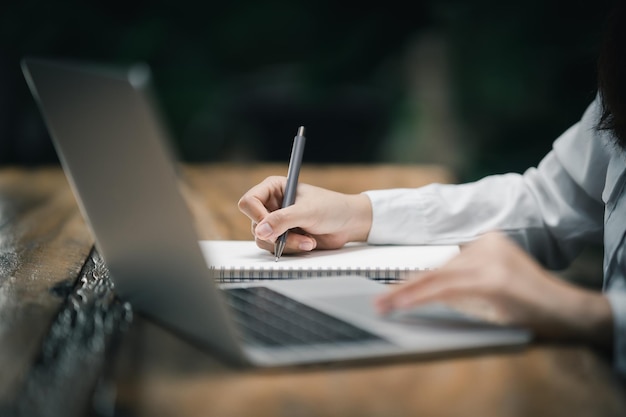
[597,2,626,147]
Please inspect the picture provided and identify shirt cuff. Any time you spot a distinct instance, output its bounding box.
[363,188,430,245]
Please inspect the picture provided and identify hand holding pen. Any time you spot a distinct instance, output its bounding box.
[274,126,306,261]
[238,126,373,255]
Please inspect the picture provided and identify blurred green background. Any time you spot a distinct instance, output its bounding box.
[0,0,613,181]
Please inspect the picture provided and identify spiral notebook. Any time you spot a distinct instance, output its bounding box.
[200,240,460,283]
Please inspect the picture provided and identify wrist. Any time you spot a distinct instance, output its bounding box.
[345,194,373,242]
[575,291,614,350]
[531,271,613,351]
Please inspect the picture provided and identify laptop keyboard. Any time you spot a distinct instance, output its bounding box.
[223,286,384,347]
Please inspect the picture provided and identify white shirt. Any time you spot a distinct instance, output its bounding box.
[365,98,626,375]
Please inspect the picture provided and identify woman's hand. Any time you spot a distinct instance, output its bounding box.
[375,232,613,348]
[238,176,373,254]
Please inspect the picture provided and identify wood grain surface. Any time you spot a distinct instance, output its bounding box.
[0,164,624,417]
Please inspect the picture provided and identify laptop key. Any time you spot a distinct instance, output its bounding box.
[224,287,383,347]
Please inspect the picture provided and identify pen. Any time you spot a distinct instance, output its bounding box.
[275,126,306,261]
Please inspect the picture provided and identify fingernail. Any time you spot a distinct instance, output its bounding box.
[299,240,315,251]
[256,223,273,239]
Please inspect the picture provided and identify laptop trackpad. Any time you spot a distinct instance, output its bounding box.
[309,293,381,321]
[310,293,499,329]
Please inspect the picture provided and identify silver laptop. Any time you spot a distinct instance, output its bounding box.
[22,58,530,367]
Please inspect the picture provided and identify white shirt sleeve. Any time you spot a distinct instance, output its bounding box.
[365,100,607,270]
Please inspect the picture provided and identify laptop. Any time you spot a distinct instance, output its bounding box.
[22,58,530,367]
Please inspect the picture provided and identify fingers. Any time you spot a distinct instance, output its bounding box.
[252,203,305,239]
[374,234,506,315]
[254,232,317,254]
[238,176,286,225]
[239,177,316,247]
[250,207,317,254]
[374,232,546,328]
[374,269,471,314]
[247,208,317,255]
[253,210,318,253]
[238,176,295,244]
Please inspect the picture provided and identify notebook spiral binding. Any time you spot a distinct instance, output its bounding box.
[212,266,434,284]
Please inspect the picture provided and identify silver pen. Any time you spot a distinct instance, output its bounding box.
[275,126,306,261]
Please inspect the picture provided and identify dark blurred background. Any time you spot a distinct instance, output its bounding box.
[0,0,615,181]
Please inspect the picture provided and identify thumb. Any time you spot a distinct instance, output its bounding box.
[254,206,297,241]
[254,221,278,241]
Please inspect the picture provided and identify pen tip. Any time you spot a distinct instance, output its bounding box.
[297,126,305,136]
[275,256,279,262]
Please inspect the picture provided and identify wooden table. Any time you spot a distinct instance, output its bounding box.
[0,164,624,417]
